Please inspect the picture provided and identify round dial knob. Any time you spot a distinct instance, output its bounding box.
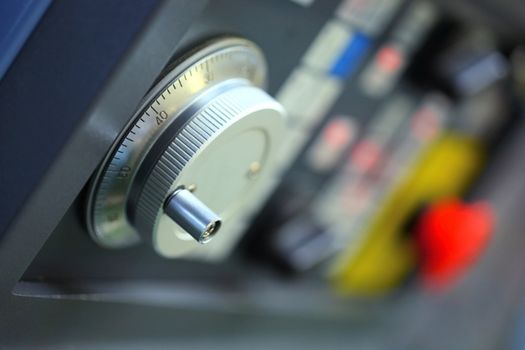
[86,37,286,258]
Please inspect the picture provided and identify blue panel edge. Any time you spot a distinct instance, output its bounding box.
[0,0,53,81]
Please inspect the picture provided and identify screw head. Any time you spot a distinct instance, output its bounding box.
[247,161,262,179]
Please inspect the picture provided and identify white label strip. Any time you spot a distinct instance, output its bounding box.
[289,0,316,7]
[302,75,343,129]
[302,19,353,72]
[276,67,343,130]
[336,0,402,35]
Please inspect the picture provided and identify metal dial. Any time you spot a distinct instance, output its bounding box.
[87,37,286,258]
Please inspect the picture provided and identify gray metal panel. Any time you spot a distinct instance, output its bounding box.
[0,0,207,346]
[1,0,524,348]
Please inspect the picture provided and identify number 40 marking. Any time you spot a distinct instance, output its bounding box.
[156,110,168,125]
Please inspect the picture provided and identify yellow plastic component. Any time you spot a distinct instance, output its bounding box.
[331,133,485,296]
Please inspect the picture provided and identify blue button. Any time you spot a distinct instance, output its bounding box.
[330,32,372,79]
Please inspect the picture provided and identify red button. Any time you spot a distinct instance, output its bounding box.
[415,198,494,290]
[351,139,382,173]
[377,45,403,73]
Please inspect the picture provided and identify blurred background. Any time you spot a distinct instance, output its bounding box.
[2,0,525,348]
